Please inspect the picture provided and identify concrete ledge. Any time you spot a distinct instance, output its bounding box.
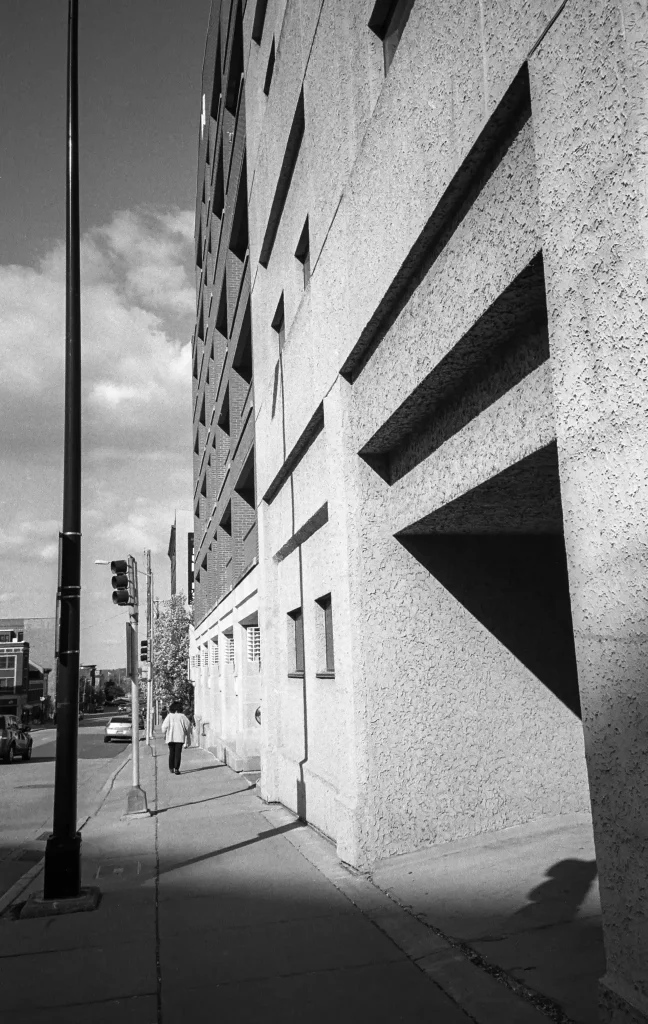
[600,977,648,1024]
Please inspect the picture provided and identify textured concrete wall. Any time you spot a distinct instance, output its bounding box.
[529,3,648,1020]
[241,1,648,1018]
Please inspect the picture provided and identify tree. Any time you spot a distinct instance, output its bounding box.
[153,594,193,714]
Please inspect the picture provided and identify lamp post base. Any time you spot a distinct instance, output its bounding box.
[43,832,81,901]
[125,786,150,816]
[20,886,100,919]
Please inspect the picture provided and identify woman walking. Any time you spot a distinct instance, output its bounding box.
[161,701,192,774]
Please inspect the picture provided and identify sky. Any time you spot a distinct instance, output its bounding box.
[0,0,212,665]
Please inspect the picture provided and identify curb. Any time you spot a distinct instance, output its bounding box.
[0,745,134,916]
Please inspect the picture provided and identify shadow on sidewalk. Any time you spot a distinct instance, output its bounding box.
[153,789,253,815]
[158,822,306,877]
[177,763,227,775]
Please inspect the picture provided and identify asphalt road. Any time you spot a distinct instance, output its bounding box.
[0,712,134,900]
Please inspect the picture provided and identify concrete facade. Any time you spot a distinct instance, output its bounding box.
[194,2,648,1020]
[190,1,261,772]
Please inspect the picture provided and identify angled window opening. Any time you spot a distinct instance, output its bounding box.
[259,90,305,267]
[214,147,225,219]
[210,30,222,119]
[220,502,232,536]
[369,0,416,73]
[218,386,230,436]
[199,396,206,426]
[229,158,249,261]
[196,225,203,269]
[234,447,256,509]
[197,304,205,342]
[271,293,285,351]
[225,2,244,114]
[200,474,207,498]
[295,217,310,288]
[232,303,253,384]
[252,0,268,43]
[193,430,199,454]
[263,38,276,96]
[215,272,228,337]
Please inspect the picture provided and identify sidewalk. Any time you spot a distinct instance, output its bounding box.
[1,737,560,1023]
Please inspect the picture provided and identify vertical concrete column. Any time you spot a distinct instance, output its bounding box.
[530,3,648,1020]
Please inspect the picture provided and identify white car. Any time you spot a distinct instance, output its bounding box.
[104,715,144,743]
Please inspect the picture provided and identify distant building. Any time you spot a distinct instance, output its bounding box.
[0,617,55,715]
[167,509,194,606]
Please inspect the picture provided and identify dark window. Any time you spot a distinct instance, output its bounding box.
[229,159,249,260]
[232,303,253,384]
[318,595,334,672]
[218,386,230,437]
[272,293,285,350]
[263,38,276,95]
[210,32,222,119]
[252,0,268,43]
[235,448,255,508]
[215,273,228,337]
[289,608,304,674]
[214,147,224,219]
[295,217,310,288]
[225,2,244,114]
[259,91,305,267]
[369,0,416,73]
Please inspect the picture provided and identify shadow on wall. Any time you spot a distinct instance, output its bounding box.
[397,442,582,717]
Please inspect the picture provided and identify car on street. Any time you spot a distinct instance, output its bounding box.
[104,716,144,743]
[0,715,33,763]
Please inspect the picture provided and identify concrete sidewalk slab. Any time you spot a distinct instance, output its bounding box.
[1,734,584,1024]
[372,811,605,1024]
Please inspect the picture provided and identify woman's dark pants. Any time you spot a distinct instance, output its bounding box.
[168,742,183,771]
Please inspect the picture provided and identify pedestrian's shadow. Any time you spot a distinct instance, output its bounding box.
[511,858,598,930]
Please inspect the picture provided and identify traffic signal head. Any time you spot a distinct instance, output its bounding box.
[111,558,136,607]
[140,639,149,662]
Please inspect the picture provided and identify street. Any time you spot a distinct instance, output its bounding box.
[0,713,130,901]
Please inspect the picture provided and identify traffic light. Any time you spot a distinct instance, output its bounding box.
[140,639,148,662]
[111,558,136,607]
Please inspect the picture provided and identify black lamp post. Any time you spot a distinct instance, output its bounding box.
[42,0,84,903]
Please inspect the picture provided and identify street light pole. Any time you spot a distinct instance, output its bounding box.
[43,0,82,902]
[29,0,98,915]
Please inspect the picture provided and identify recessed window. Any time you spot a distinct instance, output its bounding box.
[252,0,268,43]
[225,3,244,114]
[224,630,235,665]
[295,217,310,289]
[272,293,285,351]
[232,303,253,384]
[263,38,276,96]
[247,625,261,662]
[316,595,335,675]
[229,159,249,260]
[210,31,222,119]
[369,0,416,74]
[288,608,304,675]
[210,637,219,665]
[215,273,228,338]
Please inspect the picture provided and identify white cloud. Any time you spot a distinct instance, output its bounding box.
[0,207,195,658]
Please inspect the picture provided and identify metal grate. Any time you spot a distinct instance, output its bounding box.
[246,625,260,662]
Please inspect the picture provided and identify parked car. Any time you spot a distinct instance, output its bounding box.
[104,716,144,743]
[0,715,33,763]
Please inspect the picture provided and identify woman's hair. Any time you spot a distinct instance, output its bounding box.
[169,701,183,714]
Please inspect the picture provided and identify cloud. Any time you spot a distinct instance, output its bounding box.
[0,207,195,657]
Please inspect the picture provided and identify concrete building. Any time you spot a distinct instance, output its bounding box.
[193,2,648,1020]
[189,2,261,772]
[167,509,194,607]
